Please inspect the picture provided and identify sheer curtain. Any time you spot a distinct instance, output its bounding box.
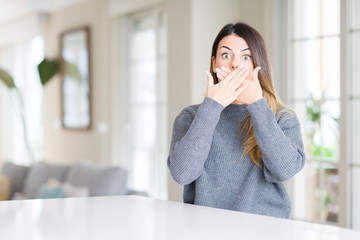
[0,36,44,165]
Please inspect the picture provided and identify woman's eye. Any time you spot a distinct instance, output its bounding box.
[243,55,252,60]
[221,53,231,59]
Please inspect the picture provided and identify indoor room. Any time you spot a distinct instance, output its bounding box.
[0,0,359,239]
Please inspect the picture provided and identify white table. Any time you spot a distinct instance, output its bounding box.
[0,195,359,240]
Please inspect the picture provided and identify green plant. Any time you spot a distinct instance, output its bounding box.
[37,58,58,86]
[311,144,335,159]
[0,69,16,88]
[306,96,339,161]
[37,57,81,85]
[0,58,59,163]
[0,68,34,162]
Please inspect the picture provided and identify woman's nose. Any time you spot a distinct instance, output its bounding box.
[231,57,240,70]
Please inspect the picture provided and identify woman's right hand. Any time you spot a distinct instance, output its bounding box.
[205,66,249,107]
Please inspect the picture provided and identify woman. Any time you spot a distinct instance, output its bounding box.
[167,22,306,218]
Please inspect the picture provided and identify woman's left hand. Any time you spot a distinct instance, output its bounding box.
[217,66,263,105]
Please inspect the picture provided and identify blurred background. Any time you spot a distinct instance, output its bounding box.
[0,0,359,230]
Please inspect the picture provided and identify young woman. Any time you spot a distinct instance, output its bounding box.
[167,22,306,219]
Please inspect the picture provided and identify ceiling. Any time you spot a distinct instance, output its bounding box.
[0,0,87,24]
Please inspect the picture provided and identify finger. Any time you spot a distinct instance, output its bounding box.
[234,82,249,96]
[252,66,261,81]
[216,72,224,81]
[223,65,244,82]
[205,70,214,86]
[220,67,231,74]
[231,67,249,87]
[215,68,227,79]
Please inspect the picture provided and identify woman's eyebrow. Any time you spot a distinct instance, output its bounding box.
[220,46,232,51]
[241,48,250,52]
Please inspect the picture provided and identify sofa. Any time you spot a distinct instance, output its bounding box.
[0,160,129,201]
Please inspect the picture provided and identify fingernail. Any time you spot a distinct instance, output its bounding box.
[215,68,220,72]
[220,67,226,71]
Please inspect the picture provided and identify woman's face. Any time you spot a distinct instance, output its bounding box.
[212,34,254,81]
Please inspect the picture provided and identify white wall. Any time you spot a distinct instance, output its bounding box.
[108,0,164,16]
[43,0,112,165]
[0,14,45,46]
[166,0,193,203]
[264,0,289,103]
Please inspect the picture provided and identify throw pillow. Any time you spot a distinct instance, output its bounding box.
[11,192,27,200]
[35,184,64,199]
[62,183,89,198]
[22,162,70,198]
[43,178,89,198]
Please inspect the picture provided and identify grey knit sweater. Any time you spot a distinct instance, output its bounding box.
[168,97,306,218]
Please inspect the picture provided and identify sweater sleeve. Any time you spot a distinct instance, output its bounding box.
[167,97,224,185]
[246,98,306,182]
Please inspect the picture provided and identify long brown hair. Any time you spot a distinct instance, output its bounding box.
[210,22,281,168]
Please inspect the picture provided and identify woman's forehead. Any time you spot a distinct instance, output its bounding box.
[218,35,249,51]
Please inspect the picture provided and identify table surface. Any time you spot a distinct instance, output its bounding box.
[0,195,359,240]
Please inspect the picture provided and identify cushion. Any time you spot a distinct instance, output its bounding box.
[11,192,27,200]
[46,177,89,198]
[22,162,70,198]
[62,183,89,198]
[35,184,64,199]
[0,174,12,200]
[0,162,29,197]
[64,161,128,197]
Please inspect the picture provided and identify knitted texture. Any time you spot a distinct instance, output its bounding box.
[168,97,306,218]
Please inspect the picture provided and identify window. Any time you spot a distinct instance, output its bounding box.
[349,0,360,230]
[290,0,341,224]
[0,36,44,165]
[121,8,167,199]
